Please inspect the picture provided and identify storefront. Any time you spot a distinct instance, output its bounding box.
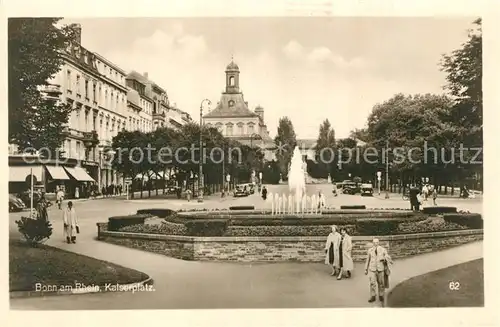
[9,155,97,198]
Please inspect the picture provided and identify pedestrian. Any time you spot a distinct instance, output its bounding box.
[56,188,65,210]
[318,190,326,209]
[409,185,421,211]
[36,193,51,221]
[262,185,268,200]
[324,225,341,276]
[186,189,192,202]
[74,186,80,199]
[63,201,79,244]
[432,187,438,206]
[422,184,429,201]
[102,186,107,198]
[364,238,393,303]
[337,227,354,279]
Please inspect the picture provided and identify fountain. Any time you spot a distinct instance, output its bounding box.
[269,146,319,215]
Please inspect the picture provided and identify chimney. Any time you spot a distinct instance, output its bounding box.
[143,72,149,79]
[72,23,82,45]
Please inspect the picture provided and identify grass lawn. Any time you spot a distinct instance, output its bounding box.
[387,259,484,307]
[9,240,149,292]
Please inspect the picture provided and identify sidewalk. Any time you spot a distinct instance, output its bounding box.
[10,213,484,310]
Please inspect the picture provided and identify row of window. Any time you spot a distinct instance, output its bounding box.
[66,69,127,114]
[206,122,256,136]
[128,116,153,133]
[95,59,126,86]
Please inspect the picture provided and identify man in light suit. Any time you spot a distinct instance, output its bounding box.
[364,238,393,303]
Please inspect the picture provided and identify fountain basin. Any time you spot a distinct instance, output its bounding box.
[96,209,483,262]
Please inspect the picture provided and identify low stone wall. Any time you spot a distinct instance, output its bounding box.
[96,223,483,262]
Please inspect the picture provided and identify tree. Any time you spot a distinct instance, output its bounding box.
[314,119,336,178]
[112,130,149,198]
[365,93,460,189]
[8,18,77,152]
[441,18,483,190]
[274,117,297,180]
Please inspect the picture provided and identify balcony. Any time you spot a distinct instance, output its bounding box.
[40,84,62,101]
[153,111,166,121]
[99,139,112,148]
[82,130,99,148]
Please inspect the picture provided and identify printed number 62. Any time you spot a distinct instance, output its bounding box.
[449,281,460,291]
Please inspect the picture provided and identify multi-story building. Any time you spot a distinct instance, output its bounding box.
[203,60,276,161]
[126,71,191,132]
[126,71,155,133]
[9,24,128,196]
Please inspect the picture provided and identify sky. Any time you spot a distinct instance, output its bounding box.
[62,17,474,139]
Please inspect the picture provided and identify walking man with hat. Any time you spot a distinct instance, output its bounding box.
[364,238,393,303]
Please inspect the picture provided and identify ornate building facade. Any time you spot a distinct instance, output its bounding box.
[203,60,276,161]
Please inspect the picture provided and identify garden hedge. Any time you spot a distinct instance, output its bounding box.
[340,205,366,210]
[443,213,483,229]
[108,214,152,231]
[422,206,457,215]
[136,208,175,218]
[184,219,229,236]
[229,206,255,211]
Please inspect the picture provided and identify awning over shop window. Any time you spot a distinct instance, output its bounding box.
[9,166,43,183]
[45,165,70,180]
[64,167,96,182]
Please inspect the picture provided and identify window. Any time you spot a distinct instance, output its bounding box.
[85,110,89,131]
[228,100,235,107]
[76,141,81,159]
[66,70,72,90]
[229,76,235,86]
[92,84,96,101]
[75,109,80,130]
[226,123,233,136]
[76,75,81,94]
[237,123,244,135]
[247,123,254,135]
[85,80,89,98]
[104,90,108,107]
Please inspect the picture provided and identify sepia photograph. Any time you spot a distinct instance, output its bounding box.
[7,14,485,312]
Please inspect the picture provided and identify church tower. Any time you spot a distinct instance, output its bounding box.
[225,59,240,94]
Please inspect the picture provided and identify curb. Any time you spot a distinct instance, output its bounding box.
[9,276,154,299]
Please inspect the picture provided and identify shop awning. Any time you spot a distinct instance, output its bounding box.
[9,166,43,183]
[64,167,95,182]
[45,165,70,180]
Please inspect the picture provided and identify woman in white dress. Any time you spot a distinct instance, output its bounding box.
[324,225,341,276]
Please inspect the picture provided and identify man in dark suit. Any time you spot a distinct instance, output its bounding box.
[409,184,421,211]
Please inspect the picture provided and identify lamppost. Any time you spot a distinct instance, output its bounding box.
[198,98,211,203]
[385,140,390,199]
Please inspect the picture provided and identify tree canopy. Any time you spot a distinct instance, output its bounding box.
[8,18,77,152]
[274,117,297,180]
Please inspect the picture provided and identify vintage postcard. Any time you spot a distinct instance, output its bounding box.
[3,1,498,327]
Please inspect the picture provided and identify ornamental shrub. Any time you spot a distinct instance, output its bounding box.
[15,217,53,247]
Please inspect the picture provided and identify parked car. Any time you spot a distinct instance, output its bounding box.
[360,183,374,196]
[9,194,26,212]
[342,182,359,195]
[234,184,251,197]
[17,190,43,207]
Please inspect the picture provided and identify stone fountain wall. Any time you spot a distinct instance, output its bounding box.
[97,223,482,262]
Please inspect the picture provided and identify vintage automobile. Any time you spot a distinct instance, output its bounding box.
[9,194,26,212]
[360,183,374,196]
[342,182,360,195]
[234,184,251,197]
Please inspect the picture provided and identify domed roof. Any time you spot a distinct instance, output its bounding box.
[255,105,264,111]
[226,60,239,71]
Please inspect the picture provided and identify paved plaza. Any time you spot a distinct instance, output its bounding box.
[9,184,483,309]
